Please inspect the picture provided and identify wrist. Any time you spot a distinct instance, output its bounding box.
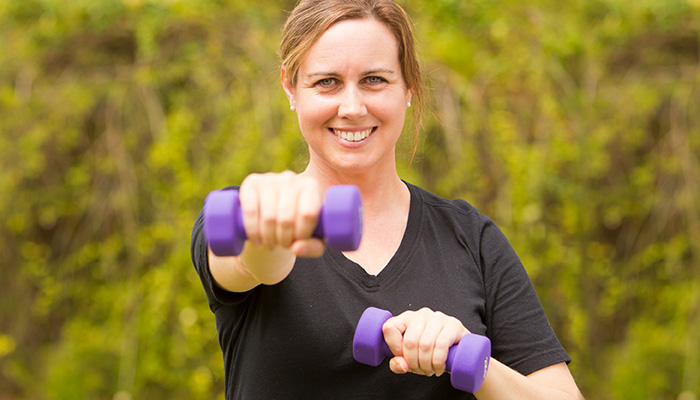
[239,243,296,285]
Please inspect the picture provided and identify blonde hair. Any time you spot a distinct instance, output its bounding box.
[279,0,424,157]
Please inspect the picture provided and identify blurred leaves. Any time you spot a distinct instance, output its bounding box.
[406,0,700,398]
[1,0,699,399]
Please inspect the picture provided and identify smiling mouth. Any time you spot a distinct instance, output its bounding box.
[331,127,374,142]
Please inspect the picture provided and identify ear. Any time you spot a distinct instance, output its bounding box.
[281,66,295,106]
[406,88,412,107]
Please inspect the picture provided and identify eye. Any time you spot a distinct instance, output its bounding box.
[315,78,337,87]
[364,76,387,85]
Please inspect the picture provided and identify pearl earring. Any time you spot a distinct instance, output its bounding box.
[407,102,411,107]
[290,105,296,112]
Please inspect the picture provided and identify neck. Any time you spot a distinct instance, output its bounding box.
[300,159,408,216]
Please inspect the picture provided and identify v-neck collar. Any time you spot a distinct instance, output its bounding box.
[323,181,423,291]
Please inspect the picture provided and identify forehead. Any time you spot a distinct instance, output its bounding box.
[301,18,400,73]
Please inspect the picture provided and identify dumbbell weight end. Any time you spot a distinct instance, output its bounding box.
[205,190,247,256]
[447,332,491,393]
[353,307,394,366]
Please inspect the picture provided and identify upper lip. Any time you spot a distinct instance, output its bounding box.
[330,127,374,132]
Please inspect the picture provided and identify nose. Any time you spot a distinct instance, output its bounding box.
[337,86,367,120]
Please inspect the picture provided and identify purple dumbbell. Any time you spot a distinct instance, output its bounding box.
[204,185,363,256]
[353,307,491,393]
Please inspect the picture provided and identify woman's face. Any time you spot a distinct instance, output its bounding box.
[283,18,411,176]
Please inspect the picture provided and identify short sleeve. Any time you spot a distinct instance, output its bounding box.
[479,215,571,375]
[190,187,251,311]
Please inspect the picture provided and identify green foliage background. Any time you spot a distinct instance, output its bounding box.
[1,0,699,399]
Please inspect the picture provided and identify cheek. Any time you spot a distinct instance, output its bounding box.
[297,110,327,134]
[297,97,335,125]
[370,90,408,117]
[375,101,407,127]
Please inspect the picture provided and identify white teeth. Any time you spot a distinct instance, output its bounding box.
[332,128,372,142]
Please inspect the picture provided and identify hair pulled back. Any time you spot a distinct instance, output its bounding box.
[279,0,424,152]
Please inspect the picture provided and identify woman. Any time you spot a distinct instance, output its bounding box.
[191,0,584,398]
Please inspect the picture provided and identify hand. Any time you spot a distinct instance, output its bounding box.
[382,307,470,377]
[238,171,325,257]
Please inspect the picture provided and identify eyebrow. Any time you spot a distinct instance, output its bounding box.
[304,68,396,79]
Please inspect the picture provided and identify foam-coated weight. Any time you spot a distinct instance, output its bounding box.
[204,185,362,256]
[353,307,491,393]
[205,189,246,257]
[319,185,363,252]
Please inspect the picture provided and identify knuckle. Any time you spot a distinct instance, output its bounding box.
[242,207,258,221]
[278,170,297,184]
[434,339,451,353]
[261,214,277,226]
[280,170,295,177]
[278,215,295,229]
[418,307,434,316]
[381,320,396,336]
[259,172,279,185]
[418,339,433,353]
[241,173,261,185]
[446,316,464,330]
[381,319,392,331]
[299,210,318,224]
[403,337,419,351]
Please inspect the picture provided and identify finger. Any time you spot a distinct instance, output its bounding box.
[398,311,429,375]
[294,180,322,240]
[239,175,262,246]
[389,356,410,375]
[290,238,325,258]
[257,176,279,248]
[433,316,470,377]
[418,312,447,376]
[382,316,408,360]
[275,176,298,248]
[432,316,457,377]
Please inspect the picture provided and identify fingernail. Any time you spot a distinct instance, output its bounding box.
[296,247,309,257]
[399,362,408,374]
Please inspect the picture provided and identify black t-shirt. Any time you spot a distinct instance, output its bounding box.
[191,182,571,399]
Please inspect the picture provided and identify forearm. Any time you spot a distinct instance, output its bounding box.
[208,244,296,292]
[239,243,296,285]
[475,359,584,400]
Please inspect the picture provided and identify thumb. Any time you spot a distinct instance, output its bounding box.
[389,356,410,374]
[382,315,408,359]
[290,238,325,258]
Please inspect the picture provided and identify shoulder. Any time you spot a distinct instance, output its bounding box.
[405,181,491,229]
[405,182,513,263]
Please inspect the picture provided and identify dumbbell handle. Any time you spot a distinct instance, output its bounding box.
[205,185,362,256]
